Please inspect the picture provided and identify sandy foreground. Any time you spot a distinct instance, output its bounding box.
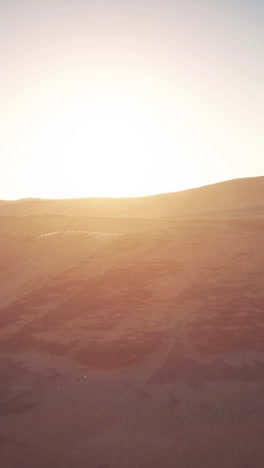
[0,184,264,467]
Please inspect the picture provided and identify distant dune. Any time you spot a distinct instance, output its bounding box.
[0,176,263,218]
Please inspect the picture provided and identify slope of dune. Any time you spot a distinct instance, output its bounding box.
[0,176,263,218]
[1,177,264,468]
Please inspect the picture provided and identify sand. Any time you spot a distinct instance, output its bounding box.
[0,177,264,467]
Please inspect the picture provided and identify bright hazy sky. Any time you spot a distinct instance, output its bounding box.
[1,0,263,199]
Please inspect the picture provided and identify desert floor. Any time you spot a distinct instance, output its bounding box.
[0,191,264,467]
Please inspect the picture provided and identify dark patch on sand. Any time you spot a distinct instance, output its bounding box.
[150,345,264,384]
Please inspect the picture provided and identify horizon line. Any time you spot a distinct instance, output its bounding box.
[1,175,263,203]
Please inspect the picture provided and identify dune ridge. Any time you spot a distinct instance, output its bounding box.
[0,176,263,218]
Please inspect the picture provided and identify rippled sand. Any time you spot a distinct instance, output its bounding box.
[1,182,264,467]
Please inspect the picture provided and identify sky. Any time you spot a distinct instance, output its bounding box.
[0,0,263,199]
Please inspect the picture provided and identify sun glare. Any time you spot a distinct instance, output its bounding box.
[23,88,197,199]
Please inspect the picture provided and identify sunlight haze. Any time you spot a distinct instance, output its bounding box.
[1,0,263,199]
[1,4,264,467]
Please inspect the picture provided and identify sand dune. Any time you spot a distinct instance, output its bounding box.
[1,177,264,467]
[0,176,263,218]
